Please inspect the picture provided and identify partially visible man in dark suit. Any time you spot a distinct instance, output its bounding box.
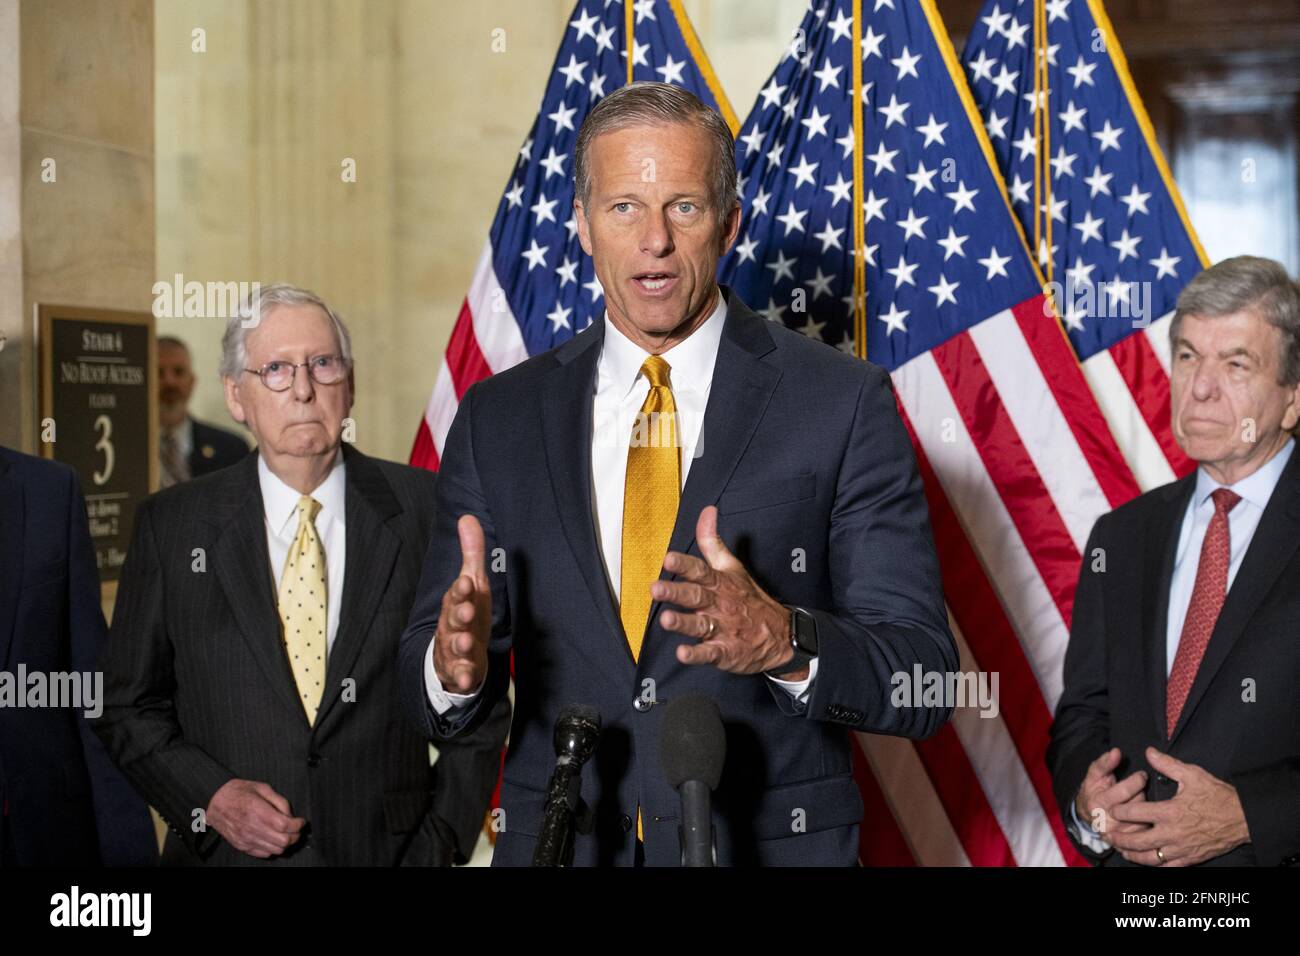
[95,285,510,865]
[399,83,955,866]
[158,335,248,486]
[0,446,155,866]
[1050,256,1300,867]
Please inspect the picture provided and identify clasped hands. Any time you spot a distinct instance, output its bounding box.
[1074,746,1250,866]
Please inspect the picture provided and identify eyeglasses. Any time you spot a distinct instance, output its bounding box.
[243,354,349,391]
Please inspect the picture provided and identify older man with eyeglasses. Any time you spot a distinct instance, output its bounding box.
[92,284,510,866]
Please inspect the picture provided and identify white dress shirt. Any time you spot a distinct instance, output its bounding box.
[425,292,817,715]
[259,453,347,654]
[159,418,194,487]
[1070,438,1295,850]
[173,418,195,460]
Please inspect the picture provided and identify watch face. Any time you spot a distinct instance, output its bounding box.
[791,607,818,654]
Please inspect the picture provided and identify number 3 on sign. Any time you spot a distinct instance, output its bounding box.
[92,413,114,485]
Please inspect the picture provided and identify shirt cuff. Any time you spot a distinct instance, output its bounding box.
[766,656,818,704]
[424,634,483,715]
[1069,798,1111,854]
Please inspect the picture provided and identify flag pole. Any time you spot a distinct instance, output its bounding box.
[625,0,635,84]
[1037,0,1054,283]
[851,0,867,360]
[1031,0,1043,266]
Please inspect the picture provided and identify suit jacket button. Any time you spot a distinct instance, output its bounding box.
[633,696,652,712]
[620,814,633,832]
[1155,774,1169,784]
[307,753,321,768]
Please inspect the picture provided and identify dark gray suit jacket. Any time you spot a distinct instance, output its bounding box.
[1049,446,1300,866]
[399,288,956,866]
[93,444,510,865]
[188,417,250,478]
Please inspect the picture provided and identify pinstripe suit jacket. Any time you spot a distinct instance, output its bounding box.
[92,445,510,865]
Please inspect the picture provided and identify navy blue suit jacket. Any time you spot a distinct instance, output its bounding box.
[188,418,249,478]
[0,446,155,865]
[399,289,956,866]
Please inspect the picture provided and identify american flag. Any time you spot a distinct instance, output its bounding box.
[718,0,1143,865]
[961,0,1208,490]
[409,0,737,470]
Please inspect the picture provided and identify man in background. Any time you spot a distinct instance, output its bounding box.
[158,334,248,486]
[96,285,509,865]
[1051,256,1300,867]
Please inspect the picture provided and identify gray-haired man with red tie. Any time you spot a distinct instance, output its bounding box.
[1050,256,1300,867]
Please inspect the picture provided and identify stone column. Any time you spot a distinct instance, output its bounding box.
[0,0,154,452]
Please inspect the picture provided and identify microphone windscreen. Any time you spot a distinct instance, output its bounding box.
[560,703,601,726]
[659,695,726,790]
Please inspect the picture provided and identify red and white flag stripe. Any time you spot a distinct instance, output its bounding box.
[1083,313,1195,492]
[878,293,1139,866]
[411,241,528,470]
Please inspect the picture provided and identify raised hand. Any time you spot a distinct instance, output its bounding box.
[653,506,802,678]
[432,514,492,694]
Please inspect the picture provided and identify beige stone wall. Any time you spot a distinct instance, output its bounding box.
[0,1,19,445]
[155,0,804,463]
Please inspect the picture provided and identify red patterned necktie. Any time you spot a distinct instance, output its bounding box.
[1166,487,1241,736]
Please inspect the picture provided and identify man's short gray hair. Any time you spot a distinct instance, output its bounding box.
[1171,256,1300,385]
[574,81,737,223]
[219,283,353,380]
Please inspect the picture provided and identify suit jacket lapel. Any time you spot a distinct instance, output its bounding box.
[1170,447,1300,743]
[539,319,636,685]
[649,293,781,651]
[1144,475,1194,745]
[538,290,782,676]
[314,445,401,731]
[208,454,306,722]
[0,456,24,671]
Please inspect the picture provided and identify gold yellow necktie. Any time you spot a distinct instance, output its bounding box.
[619,355,681,845]
[619,355,681,662]
[278,495,328,725]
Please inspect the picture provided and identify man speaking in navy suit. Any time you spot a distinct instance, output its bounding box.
[400,82,956,866]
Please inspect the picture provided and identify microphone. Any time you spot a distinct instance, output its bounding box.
[532,704,601,867]
[659,695,725,867]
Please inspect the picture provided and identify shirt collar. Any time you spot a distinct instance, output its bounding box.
[1194,437,1295,512]
[258,450,347,537]
[598,289,728,402]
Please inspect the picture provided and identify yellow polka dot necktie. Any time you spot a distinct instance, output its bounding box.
[278,495,328,725]
[619,356,680,846]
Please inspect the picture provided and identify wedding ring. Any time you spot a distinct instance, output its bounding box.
[1156,847,1166,863]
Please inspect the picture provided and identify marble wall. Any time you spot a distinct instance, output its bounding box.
[0,0,154,451]
[0,1,19,446]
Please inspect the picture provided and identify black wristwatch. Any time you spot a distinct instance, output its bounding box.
[766,605,819,677]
